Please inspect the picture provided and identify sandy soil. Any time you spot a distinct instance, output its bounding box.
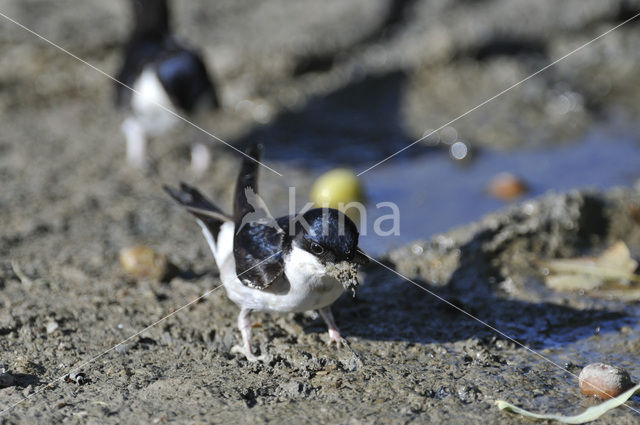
[1,0,640,423]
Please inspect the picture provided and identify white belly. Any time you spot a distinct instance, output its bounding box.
[199,221,344,313]
[131,67,180,136]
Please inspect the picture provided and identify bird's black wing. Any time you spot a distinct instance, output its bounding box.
[155,47,219,113]
[233,222,284,289]
[163,182,231,240]
[233,144,285,289]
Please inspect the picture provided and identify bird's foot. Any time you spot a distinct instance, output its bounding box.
[122,118,150,172]
[190,143,211,177]
[231,344,268,363]
[327,329,347,348]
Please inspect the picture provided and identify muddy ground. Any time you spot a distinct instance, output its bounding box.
[1,0,640,423]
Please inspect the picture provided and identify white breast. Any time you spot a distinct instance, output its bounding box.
[198,222,344,313]
[130,67,180,135]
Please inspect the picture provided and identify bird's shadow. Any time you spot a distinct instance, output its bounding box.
[12,373,41,387]
[322,226,631,349]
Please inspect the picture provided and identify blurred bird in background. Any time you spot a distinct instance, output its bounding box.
[115,0,219,175]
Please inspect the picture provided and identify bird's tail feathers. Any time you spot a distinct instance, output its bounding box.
[163,182,231,239]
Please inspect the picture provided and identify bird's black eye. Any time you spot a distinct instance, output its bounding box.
[310,242,324,255]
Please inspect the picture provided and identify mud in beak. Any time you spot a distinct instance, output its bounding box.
[326,261,360,291]
[326,249,369,294]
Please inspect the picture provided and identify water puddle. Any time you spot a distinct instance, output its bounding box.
[360,125,640,255]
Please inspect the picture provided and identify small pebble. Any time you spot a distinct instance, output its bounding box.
[579,363,634,399]
[22,385,33,397]
[487,172,528,200]
[46,319,59,334]
[119,245,169,281]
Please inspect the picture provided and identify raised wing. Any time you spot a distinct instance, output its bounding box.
[233,144,285,289]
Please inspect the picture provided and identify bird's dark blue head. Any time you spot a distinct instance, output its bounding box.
[292,208,368,266]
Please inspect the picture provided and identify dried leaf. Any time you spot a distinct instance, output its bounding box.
[545,275,602,291]
[540,241,640,294]
[496,383,640,424]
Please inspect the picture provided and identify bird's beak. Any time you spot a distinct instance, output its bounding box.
[352,248,369,266]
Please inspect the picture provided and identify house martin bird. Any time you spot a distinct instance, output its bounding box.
[115,0,218,174]
[164,145,368,361]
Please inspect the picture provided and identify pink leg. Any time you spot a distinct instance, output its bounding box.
[230,308,267,362]
[121,117,149,171]
[319,306,345,347]
[190,142,211,176]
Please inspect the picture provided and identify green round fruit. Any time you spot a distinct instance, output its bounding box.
[310,168,364,210]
